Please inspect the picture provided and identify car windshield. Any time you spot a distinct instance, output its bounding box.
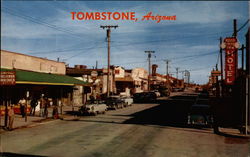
[86,100,104,104]
[198,93,209,99]
[107,97,118,100]
[190,105,211,114]
[195,99,209,105]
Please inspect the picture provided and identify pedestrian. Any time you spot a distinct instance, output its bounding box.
[58,100,63,115]
[36,99,41,113]
[30,98,37,116]
[40,97,45,117]
[8,105,15,130]
[52,105,58,119]
[90,95,95,103]
[44,98,49,118]
[18,98,26,118]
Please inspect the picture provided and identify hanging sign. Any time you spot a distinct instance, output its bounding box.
[223,37,239,85]
[0,71,16,85]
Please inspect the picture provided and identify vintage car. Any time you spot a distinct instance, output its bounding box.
[158,87,171,97]
[120,96,133,107]
[152,90,161,97]
[133,92,157,103]
[187,99,213,127]
[79,100,107,116]
[105,96,125,110]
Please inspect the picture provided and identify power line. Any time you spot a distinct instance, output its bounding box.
[149,50,218,64]
[111,32,232,48]
[2,6,84,39]
[237,19,250,33]
[100,50,218,67]
[29,41,105,54]
[114,30,232,44]
[64,42,105,61]
[26,30,232,55]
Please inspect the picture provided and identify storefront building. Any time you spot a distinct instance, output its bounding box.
[0,50,88,115]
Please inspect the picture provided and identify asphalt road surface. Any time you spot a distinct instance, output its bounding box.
[1,91,249,157]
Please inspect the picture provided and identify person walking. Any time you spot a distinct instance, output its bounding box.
[8,105,15,130]
[30,98,37,116]
[18,98,26,118]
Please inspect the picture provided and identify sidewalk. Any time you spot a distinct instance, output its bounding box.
[0,114,46,132]
[0,106,81,132]
[217,127,250,138]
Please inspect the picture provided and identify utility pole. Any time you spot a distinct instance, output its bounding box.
[96,60,98,69]
[233,19,237,37]
[220,37,223,97]
[176,67,179,79]
[187,70,190,85]
[164,60,170,86]
[245,28,249,135]
[164,60,170,76]
[233,19,238,80]
[220,37,223,80]
[182,71,185,80]
[241,44,245,70]
[184,70,190,85]
[145,51,155,91]
[100,25,118,97]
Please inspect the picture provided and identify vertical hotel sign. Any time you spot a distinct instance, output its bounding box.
[222,37,239,85]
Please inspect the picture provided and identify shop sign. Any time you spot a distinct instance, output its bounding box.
[0,71,16,85]
[152,64,158,76]
[211,70,221,77]
[91,71,98,79]
[223,37,239,85]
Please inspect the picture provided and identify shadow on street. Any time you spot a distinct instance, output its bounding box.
[123,94,197,128]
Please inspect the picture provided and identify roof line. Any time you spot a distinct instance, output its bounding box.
[1,49,65,64]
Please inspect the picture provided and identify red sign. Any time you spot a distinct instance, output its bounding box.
[224,37,238,85]
[0,71,16,85]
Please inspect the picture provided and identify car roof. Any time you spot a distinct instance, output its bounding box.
[191,104,210,108]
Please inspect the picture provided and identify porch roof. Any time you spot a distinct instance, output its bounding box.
[1,68,89,86]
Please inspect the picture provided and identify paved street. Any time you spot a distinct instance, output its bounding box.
[1,92,249,157]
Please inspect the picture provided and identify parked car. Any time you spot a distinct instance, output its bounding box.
[133,92,157,103]
[120,96,133,107]
[197,90,210,99]
[152,90,161,97]
[106,96,125,110]
[172,88,180,92]
[79,100,107,116]
[158,87,171,97]
[187,99,213,127]
[173,87,185,92]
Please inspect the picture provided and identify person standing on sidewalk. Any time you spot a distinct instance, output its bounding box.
[8,105,15,130]
[44,98,49,118]
[39,97,45,117]
[18,98,26,118]
[52,104,59,119]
